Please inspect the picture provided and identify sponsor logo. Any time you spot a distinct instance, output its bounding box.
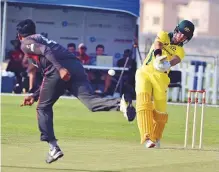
[26,44,35,52]
[169,46,176,51]
[88,23,111,28]
[36,21,55,25]
[89,36,106,43]
[184,27,190,32]
[62,21,80,28]
[114,39,132,43]
[60,37,79,40]
[115,53,121,59]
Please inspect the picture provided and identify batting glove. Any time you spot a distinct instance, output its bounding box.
[154,58,171,72]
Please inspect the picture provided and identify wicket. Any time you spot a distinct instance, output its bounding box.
[184,90,206,149]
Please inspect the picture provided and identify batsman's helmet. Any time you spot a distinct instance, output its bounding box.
[174,20,195,44]
[16,19,36,37]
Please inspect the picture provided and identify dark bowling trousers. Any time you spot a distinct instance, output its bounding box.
[37,70,120,142]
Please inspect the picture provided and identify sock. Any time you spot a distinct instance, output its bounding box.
[49,140,58,150]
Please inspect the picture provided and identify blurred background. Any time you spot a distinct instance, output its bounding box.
[0,0,219,105]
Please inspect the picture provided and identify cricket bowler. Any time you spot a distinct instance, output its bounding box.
[17,19,136,163]
[135,20,195,148]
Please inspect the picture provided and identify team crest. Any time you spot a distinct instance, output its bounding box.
[184,27,190,32]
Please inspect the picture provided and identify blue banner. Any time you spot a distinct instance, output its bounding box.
[7,0,140,17]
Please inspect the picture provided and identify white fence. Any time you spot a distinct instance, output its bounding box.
[169,55,219,104]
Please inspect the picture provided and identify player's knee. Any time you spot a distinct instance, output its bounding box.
[36,105,45,110]
[153,110,168,123]
[136,92,153,112]
[36,105,52,112]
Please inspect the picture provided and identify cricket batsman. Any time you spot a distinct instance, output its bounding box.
[135,20,195,148]
[17,19,136,163]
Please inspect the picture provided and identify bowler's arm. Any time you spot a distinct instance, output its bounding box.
[28,64,37,92]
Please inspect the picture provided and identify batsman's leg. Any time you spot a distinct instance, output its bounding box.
[36,71,65,163]
[151,73,170,147]
[135,69,155,146]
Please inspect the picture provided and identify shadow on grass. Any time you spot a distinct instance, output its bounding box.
[1,165,120,172]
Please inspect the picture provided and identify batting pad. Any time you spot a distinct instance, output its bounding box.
[152,110,168,140]
[136,93,155,143]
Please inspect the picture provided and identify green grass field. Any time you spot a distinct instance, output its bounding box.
[2,95,219,172]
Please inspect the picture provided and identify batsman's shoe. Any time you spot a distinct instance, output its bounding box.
[145,139,156,148]
[155,140,161,148]
[46,146,64,164]
[120,94,136,122]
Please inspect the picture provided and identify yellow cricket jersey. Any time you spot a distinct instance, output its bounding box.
[143,31,185,72]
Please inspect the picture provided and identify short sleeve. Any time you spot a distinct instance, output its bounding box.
[155,31,168,44]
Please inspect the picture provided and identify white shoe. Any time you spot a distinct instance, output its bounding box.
[155,140,160,148]
[120,95,128,118]
[46,146,64,164]
[145,139,156,148]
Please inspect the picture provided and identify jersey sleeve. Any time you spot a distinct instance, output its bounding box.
[21,37,63,71]
[154,31,168,44]
[43,47,62,70]
[20,41,42,56]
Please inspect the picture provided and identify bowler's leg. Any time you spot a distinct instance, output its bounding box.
[72,80,120,111]
[71,79,136,121]
[37,74,64,142]
[36,72,65,163]
[69,60,136,120]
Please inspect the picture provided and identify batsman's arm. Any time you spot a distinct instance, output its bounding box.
[153,31,167,57]
[169,47,185,66]
[154,38,163,56]
[169,56,181,66]
[153,35,165,59]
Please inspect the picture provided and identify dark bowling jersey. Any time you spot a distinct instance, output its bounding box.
[20,34,76,75]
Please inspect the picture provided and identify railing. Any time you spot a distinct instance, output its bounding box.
[169,55,219,104]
